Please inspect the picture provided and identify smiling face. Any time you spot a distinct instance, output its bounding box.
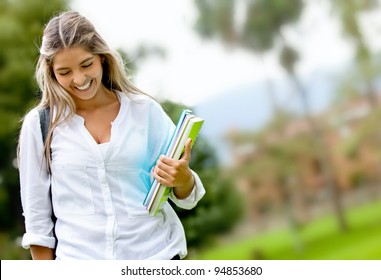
[52,46,105,103]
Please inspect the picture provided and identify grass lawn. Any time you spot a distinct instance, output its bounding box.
[194,200,381,260]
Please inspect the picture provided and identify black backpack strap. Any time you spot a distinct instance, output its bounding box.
[38,107,50,145]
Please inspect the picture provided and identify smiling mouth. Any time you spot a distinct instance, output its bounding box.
[76,80,92,91]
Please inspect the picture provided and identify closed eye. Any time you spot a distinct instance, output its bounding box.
[58,71,70,76]
[82,62,93,68]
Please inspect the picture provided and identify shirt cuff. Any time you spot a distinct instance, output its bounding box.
[22,232,56,249]
[170,170,205,209]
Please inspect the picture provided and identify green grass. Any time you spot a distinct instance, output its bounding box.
[194,201,381,260]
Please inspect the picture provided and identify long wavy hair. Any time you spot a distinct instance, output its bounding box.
[32,11,149,171]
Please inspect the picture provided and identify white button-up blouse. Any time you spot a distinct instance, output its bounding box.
[18,92,205,259]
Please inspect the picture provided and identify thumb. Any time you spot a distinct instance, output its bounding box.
[181,138,192,162]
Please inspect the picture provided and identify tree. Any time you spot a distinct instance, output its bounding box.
[331,0,381,196]
[331,0,379,106]
[227,110,314,251]
[194,0,302,113]
[193,0,349,231]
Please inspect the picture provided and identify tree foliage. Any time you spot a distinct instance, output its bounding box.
[331,0,380,105]
[192,0,353,232]
[194,0,303,53]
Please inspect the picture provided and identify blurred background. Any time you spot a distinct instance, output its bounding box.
[1,0,381,259]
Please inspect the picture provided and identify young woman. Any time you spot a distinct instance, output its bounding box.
[18,11,205,260]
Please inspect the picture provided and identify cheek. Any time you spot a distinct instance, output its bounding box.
[92,65,103,80]
[54,74,68,88]
[89,60,103,79]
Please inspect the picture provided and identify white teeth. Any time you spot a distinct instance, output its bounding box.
[76,81,91,90]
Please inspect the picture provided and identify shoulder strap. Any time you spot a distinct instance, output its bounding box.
[38,107,50,145]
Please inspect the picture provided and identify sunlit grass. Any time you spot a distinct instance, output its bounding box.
[194,200,381,260]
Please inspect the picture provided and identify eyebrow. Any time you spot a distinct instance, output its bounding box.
[54,56,94,72]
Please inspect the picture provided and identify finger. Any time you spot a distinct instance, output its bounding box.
[153,165,166,182]
[157,154,176,166]
[154,165,171,180]
[181,138,192,162]
[153,166,174,187]
[156,155,178,174]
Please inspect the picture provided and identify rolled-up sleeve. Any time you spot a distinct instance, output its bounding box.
[19,109,56,249]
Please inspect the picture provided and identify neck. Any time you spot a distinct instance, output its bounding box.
[74,87,116,112]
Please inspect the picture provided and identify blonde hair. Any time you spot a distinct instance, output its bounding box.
[33,11,149,171]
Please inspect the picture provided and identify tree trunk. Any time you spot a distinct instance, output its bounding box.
[290,72,348,232]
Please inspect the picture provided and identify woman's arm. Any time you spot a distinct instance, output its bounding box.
[19,110,56,256]
[30,245,54,260]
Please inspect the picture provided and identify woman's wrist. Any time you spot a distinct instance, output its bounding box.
[30,245,54,260]
[173,171,195,199]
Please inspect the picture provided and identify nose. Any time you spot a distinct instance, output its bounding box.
[72,72,86,86]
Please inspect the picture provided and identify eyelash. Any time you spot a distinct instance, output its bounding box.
[58,63,93,76]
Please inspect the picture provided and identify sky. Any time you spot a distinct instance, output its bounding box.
[70,0,381,107]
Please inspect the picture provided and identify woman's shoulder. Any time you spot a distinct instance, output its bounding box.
[22,107,40,126]
[19,108,44,140]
